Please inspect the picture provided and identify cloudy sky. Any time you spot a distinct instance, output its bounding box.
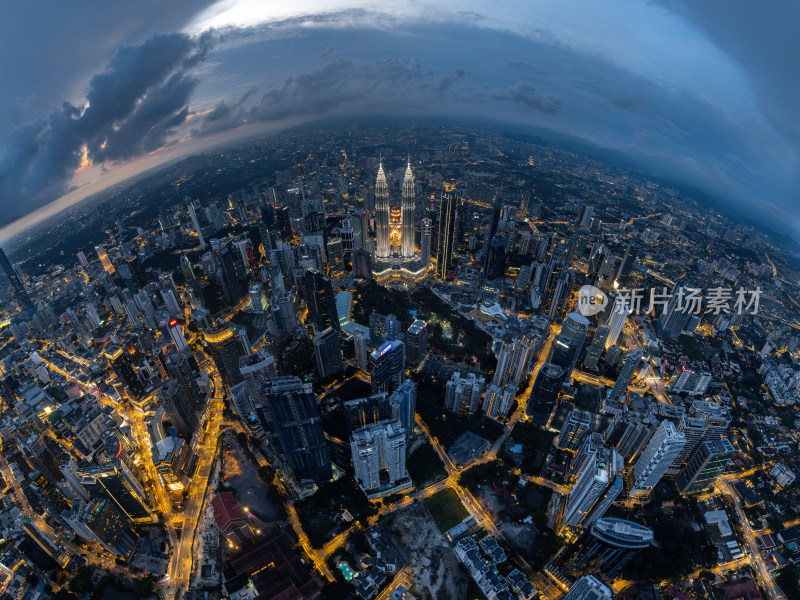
[0,0,797,242]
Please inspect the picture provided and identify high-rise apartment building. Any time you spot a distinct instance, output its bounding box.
[630,420,686,498]
[563,446,623,528]
[605,412,657,466]
[613,244,640,284]
[388,379,416,436]
[445,372,486,415]
[605,298,629,349]
[493,329,540,387]
[351,325,371,371]
[671,400,731,469]
[482,383,516,419]
[668,368,712,396]
[350,419,410,497]
[187,199,205,247]
[239,348,277,400]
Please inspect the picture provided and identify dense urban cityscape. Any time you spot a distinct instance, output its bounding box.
[0,123,798,600]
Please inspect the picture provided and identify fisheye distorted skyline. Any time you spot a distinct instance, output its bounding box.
[0,0,797,242]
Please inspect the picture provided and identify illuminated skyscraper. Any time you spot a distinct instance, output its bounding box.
[420,218,432,267]
[375,163,390,257]
[401,160,416,258]
[187,199,205,247]
[613,244,640,284]
[167,318,188,351]
[405,320,428,367]
[95,244,115,275]
[204,323,246,388]
[551,312,590,379]
[676,438,734,494]
[369,340,405,395]
[436,191,459,280]
[658,281,693,340]
[605,297,629,348]
[104,346,143,398]
[304,268,340,332]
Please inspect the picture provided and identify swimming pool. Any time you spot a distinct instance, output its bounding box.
[337,562,357,581]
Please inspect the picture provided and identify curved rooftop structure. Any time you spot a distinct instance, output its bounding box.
[591,517,654,549]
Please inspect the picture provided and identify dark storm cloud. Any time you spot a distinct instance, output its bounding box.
[491,83,563,114]
[250,59,429,120]
[436,68,466,92]
[611,93,647,109]
[192,59,473,136]
[0,0,217,138]
[658,0,800,221]
[0,33,210,223]
[318,43,335,58]
[191,87,258,137]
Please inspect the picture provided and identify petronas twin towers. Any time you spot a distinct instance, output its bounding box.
[375,161,416,260]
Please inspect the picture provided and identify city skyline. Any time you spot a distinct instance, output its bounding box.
[0,1,799,245]
[0,4,799,600]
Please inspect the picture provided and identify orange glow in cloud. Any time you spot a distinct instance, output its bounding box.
[75,146,91,172]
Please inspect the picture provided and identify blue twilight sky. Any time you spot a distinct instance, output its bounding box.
[0,0,797,242]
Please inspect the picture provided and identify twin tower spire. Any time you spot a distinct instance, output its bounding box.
[375,159,415,259]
